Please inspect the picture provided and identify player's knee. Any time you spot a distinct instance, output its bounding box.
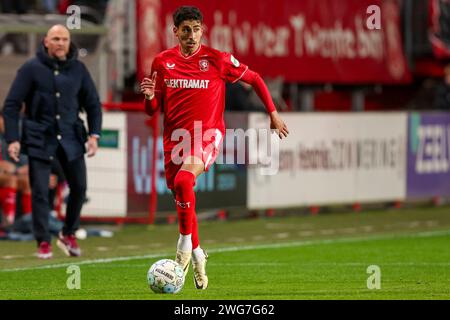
[17,165,28,176]
[173,170,195,195]
[0,161,16,174]
[17,172,29,184]
[6,175,18,189]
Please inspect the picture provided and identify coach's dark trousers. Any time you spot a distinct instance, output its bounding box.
[28,146,87,244]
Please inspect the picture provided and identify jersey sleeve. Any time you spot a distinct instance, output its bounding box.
[152,57,164,96]
[221,52,249,83]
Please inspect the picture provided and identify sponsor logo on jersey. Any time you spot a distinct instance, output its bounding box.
[230,55,240,67]
[165,79,210,89]
[166,62,175,69]
[199,59,209,72]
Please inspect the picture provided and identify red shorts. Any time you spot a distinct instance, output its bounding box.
[164,129,223,190]
[0,187,11,203]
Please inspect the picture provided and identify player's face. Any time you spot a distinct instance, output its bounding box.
[174,20,203,54]
[44,26,70,60]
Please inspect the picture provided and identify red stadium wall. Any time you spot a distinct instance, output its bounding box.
[136,0,412,84]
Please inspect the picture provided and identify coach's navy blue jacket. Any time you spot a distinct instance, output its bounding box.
[2,42,102,162]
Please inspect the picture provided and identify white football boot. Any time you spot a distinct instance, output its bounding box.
[192,249,208,290]
[175,249,192,277]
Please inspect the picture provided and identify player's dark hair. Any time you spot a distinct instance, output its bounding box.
[173,6,203,27]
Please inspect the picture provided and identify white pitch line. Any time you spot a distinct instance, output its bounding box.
[1,254,166,273]
[251,235,265,241]
[274,233,290,239]
[118,245,140,250]
[2,255,24,260]
[320,229,336,235]
[2,229,450,273]
[361,226,374,232]
[340,227,357,234]
[425,220,439,227]
[96,247,110,251]
[298,230,315,236]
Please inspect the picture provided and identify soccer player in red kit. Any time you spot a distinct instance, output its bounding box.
[140,6,289,290]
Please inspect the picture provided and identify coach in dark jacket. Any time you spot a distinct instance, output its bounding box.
[2,24,102,259]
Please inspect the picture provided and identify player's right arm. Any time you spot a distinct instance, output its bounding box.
[141,58,162,117]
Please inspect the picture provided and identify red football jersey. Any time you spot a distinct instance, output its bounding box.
[150,45,248,152]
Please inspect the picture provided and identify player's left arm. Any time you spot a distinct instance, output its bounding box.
[240,69,289,139]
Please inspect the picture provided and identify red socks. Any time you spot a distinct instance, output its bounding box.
[0,187,17,222]
[22,193,32,215]
[173,170,197,237]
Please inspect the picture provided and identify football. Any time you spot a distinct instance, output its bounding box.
[147,259,185,294]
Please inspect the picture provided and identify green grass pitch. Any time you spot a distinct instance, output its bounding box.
[1,206,450,300]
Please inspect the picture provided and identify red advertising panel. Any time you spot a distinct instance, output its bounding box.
[429,0,450,59]
[126,112,155,218]
[136,0,162,81]
[137,0,411,83]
